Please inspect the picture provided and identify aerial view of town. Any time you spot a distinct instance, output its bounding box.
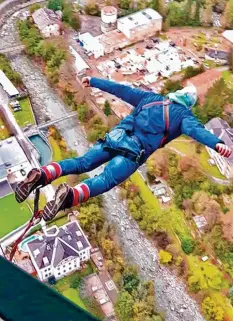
[0,0,233,319]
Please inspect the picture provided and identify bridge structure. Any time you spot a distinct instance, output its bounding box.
[0,45,24,55]
[38,111,78,129]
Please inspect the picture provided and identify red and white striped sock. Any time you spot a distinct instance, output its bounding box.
[42,162,62,184]
[72,183,90,206]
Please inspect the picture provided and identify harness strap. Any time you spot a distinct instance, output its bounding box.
[103,145,144,164]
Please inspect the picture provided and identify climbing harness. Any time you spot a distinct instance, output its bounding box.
[9,188,43,262]
[142,99,171,147]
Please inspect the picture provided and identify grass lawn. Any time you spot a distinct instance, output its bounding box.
[13,97,35,128]
[0,194,32,238]
[0,116,10,140]
[167,137,226,179]
[62,288,87,310]
[222,70,233,89]
[130,171,161,210]
[48,215,68,228]
[27,193,47,211]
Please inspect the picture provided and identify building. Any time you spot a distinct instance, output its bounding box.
[205,117,233,179]
[27,221,91,282]
[0,136,31,197]
[205,48,229,64]
[117,8,162,40]
[188,69,222,105]
[0,70,19,98]
[79,32,104,59]
[222,30,233,45]
[69,46,90,75]
[32,8,61,38]
[193,215,208,233]
[101,6,118,33]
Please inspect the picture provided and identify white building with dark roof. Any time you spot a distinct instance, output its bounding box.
[27,221,91,281]
[117,8,162,39]
[32,8,61,38]
[205,117,233,179]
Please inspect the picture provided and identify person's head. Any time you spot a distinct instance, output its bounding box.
[166,82,197,109]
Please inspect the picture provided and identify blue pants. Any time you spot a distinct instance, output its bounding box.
[58,129,141,197]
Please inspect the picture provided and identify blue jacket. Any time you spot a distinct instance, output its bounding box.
[90,77,223,161]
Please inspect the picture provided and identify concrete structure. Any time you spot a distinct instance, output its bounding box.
[0,70,19,98]
[32,8,60,38]
[27,221,91,282]
[0,136,31,197]
[101,6,117,33]
[79,32,104,58]
[69,46,90,75]
[222,30,233,44]
[117,8,162,40]
[205,117,233,179]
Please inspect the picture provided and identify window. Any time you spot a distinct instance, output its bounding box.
[44,269,47,272]
[58,273,61,276]
[45,274,48,278]
[69,262,71,265]
[69,267,71,270]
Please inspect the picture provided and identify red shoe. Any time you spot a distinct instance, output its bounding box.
[42,183,74,222]
[15,168,46,203]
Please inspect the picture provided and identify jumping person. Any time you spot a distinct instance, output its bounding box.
[15,77,232,222]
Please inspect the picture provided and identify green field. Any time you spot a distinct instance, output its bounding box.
[12,97,35,128]
[62,288,87,310]
[0,116,10,140]
[222,70,233,89]
[0,194,32,238]
[130,171,161,210]
[167,138,226,179]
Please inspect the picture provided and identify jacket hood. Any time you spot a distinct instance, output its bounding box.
[166,83,197,109]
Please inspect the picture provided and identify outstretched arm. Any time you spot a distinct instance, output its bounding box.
[181,115,231,156]
[89,77,155,107]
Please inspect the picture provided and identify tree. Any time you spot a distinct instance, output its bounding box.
[200,0,213,26]
[104,100,112,116]
[123,271,140,294]
[162,17,170,31]
[159,250,172,264]
[78,203,105,233]
[228,48,233,72]
[48,0,64,11]
[222,0,233,28]
[120,0,130,10]
[115,290,134,321]
[78,103,88,122]
[178,156,203,181]
[183,65,205,79]
[29,4,41,14]
[202,297,224,321]
[181,237,195,254]
[161,79,183,95]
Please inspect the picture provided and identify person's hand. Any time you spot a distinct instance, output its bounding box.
[81,76,91,87]
[216,143,232,158]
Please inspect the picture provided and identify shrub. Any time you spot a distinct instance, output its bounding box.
[181,237,195,254]
[159,250,172,264]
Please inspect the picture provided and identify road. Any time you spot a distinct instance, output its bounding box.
[0,8,206,321]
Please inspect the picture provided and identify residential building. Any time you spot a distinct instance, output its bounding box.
[193,215,208,233]
[69,46,90,75]
[117,8,162,40]
[0,136,31,197]
[205,48,229,63]
[32,8,61,38]
[205,117,233,179]
[0,70,19,98]
[79,32,104,58]
[222,30,233,45]
[27,221,91,282]
[188,69,222,105]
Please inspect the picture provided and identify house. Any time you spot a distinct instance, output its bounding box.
[205,118,233,179]
[0,70,19,98]
[79,32,104,59]
[205,48,229,63]
[193,215,208,232]
[0,136,31,197]
[69,46,90,75]
[27,221,91,282]
[188,69,222,105]
[117,8,162,40]
[32,8,61,38]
